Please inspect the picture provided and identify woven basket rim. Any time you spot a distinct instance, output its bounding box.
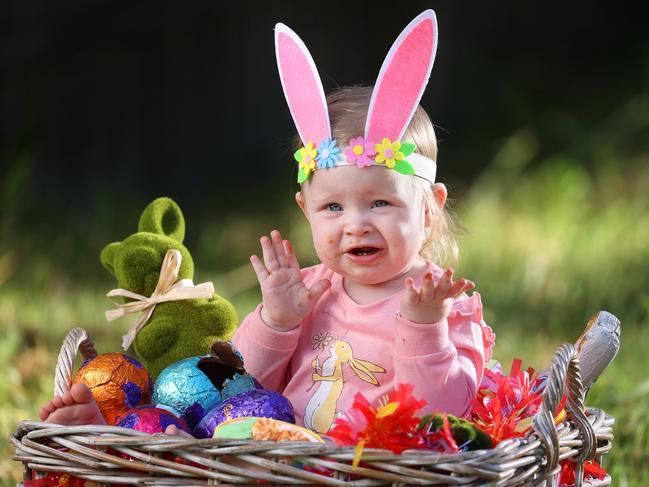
[11,327,616,486]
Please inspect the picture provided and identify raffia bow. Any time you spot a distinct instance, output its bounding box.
[105,249,214,350]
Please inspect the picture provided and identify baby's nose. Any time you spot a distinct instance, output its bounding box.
[344,212,372,235]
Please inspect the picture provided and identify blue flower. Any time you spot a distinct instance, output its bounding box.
[316,138,341,169]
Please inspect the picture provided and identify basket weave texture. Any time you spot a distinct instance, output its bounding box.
[11,328,614,486]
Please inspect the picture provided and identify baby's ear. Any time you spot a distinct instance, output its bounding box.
[100,242,121,276]
[295,191,307,216]
[138,197,186,243]
[425,183,447,227]
[432,183,447,209]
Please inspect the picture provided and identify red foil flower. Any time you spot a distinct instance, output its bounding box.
[326,383,427,465]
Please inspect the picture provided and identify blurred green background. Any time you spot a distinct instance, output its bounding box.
[2,0,648,484]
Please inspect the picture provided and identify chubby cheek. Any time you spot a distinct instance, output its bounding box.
[312,232,337,262]
[394,219,424,253]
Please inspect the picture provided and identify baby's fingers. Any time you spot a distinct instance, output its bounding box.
[433,268,454,298]
[270,230,288,268]
[455,278,475,298]
[448,278,475,299]
[260,235,280,272]
[250,254,270,282]
[283,239,300,269]
[308,279,332,302]
[402,277,420,305]
[419,272,435,301]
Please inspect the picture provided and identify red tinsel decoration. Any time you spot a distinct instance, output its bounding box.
[559,460,607,485]
[471,359,548,445]
[422,412,460,453]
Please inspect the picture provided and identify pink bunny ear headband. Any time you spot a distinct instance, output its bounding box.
[275,10,438,184]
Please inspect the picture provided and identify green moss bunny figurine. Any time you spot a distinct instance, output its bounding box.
[100,197,237,379]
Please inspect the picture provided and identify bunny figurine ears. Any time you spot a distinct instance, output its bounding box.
[275,10,439,184]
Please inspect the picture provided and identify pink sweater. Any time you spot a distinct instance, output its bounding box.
[231,262,495,434]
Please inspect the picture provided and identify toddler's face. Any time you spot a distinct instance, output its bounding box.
[297,165,427,286]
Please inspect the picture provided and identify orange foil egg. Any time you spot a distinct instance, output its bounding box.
[72,352,152,425]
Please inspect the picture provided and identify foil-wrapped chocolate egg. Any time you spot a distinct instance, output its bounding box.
[193,389,295,439]
[116,405,189,434]
[153,342,260,429]
[72,352,152,425]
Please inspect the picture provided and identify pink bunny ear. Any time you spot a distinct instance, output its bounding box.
[365,10,438,143]
[275,23,331,146]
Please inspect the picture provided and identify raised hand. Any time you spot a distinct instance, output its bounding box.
[400,268,475,324]
[250,230,331,331]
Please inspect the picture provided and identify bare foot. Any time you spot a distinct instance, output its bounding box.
[39,383,106,425]
[164,424,192,437]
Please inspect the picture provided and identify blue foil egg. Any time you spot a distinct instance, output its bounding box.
[153,355,261,429]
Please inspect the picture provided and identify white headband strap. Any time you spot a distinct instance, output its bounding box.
[404,153,437,183]
[310,152,437,184]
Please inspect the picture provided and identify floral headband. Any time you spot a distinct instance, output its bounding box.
[275,10,439,184]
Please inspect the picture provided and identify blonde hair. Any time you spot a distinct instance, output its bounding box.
[296,85,460,267]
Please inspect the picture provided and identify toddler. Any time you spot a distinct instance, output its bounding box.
[231,10,494,434]
[39,11,494,436]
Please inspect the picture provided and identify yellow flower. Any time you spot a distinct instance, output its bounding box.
[376,401,399,418]
[298,141,318,175]
[374,138,403,169]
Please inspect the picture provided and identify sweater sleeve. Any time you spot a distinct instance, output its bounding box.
[230,303,301,392]
[392,292,494,418]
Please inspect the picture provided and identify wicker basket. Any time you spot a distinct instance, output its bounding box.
[11,328,614,486]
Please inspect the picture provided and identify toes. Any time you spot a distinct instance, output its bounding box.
[39,405,52,420]
[165,424,192,437]
[61,391,76,406]
[70,383,94,404]
[40,385,105,426]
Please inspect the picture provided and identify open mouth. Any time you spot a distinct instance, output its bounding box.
[348,247,379,256]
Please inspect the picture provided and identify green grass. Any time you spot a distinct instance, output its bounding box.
[3,105,649,483]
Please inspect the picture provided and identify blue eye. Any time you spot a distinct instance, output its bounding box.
[326,203,343,212]
[371,200,389,208]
